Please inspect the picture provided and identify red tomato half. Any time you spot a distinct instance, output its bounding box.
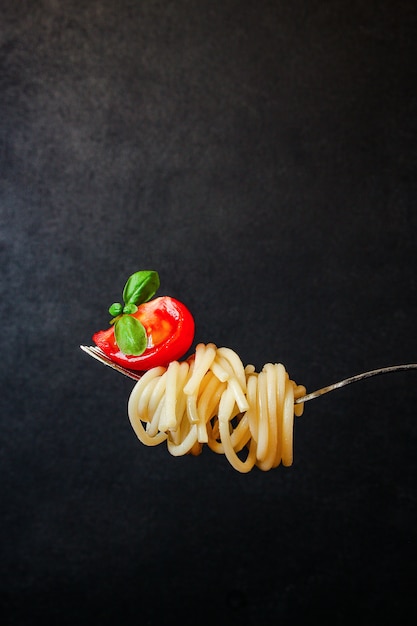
[93,296,195,370]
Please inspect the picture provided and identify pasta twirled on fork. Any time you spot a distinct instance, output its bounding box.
[128,343,306,472]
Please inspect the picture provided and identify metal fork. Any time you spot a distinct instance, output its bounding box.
[80,345,417,404]
[80,345,143,381]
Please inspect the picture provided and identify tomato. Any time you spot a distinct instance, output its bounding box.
[93,296,195,370]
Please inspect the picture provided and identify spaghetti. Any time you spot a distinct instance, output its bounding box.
[127,343,306,472]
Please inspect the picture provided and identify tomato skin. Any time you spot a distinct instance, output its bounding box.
[93,296,195,370]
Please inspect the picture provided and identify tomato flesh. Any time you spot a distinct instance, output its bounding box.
[93,296,195,370]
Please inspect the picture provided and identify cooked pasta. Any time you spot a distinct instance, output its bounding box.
[127,343,306,472]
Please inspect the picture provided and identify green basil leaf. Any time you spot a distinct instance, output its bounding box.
[122,270,160,306]
[109,302,123,317]
[114,315,147,356]
[123,303,138,314]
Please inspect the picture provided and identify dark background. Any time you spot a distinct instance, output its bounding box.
[1,1,417,624]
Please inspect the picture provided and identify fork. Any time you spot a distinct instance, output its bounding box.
[80,345,417,404]
[80,345,143,381]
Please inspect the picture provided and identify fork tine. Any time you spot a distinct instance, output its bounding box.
[80,345,143,381]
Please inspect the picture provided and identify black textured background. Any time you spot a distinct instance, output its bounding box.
[1,1,417,625]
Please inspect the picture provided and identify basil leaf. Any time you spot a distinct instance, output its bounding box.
[123,303,138,314]
[114,315,147,356]
[123,270,160,306]
[109,302,123,317]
